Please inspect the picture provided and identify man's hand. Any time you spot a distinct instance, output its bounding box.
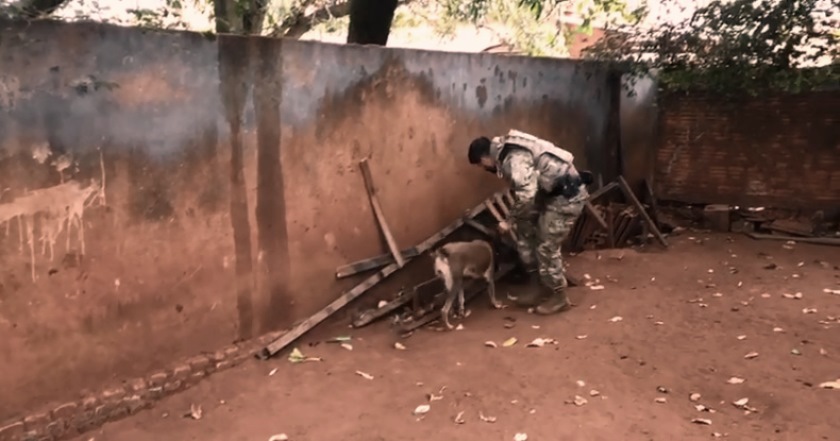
[497,221,511,234]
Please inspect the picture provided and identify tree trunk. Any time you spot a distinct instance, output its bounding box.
[346,0,399,45]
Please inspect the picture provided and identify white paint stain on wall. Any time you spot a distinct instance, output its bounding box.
[0,148,107,282]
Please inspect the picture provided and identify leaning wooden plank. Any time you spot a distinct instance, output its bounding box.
[465,219,494,236]
[335,248,421,279]
[256,194,499,360]
[589,181,619,201]
[486,200,519,242]
[395,264,514,333]
[584,201,609,230]
[494,193,511,217]
[745,232,840,246]
[359,158,406,268]
[351,276,441,328]
[617,176,668,247]
[503,190,515,207]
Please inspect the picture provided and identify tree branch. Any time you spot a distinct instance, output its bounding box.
[267,0,352,39]
[11,0,70,18]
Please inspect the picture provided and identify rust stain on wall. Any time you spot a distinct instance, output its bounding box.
[655,91,840,210]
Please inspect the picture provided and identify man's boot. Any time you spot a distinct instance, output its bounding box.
[535,286,571,315]
[512,271,545,307]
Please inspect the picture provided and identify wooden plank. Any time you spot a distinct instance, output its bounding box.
[465,219,493,237]
[494,193,511,217]
[359,158,405,268]
[351,276,441,328]
[589,181,618,201]
[257,194,500,360]
[395,264,514,333]
[584,202,609,230]
[617,176,668,247]
[335,248,421,279]
[485,200,518,242]
[745,232,840,246]
[503,190,515,208]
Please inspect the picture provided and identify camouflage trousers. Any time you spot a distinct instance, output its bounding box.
[511,197,585,289]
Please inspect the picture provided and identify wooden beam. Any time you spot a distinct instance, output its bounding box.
[335,248,421,279]
[745,232,840,246]
[256,193,500,360]
[617,176,668,247]
[464,219,493,236]
[359,158,405,268]
[584,202,608,230]
[494,193,511,217]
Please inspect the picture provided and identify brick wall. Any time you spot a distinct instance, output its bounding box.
[654,90,840,210]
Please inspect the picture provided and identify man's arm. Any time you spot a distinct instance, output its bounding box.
[501,150,538,222]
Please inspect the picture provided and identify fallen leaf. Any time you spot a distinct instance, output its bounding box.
[531,325,541,329]
[782,292,803,300]
[413,404,430,415]
[654,321,664,326]
[689,393,701,402]
[268,434,289,441]
[737,335,747,340]
[341,343,353,351]
[268,368,278,376]
[589,389,600,397]
[733,398,749,407]
[485,340,497,348]
[575,334,588,340]
[394,342,406,350]
[761,293,771,298]
[819,348,827,356]
[455,324,464,331]
[824,288,840,295]
[819,380,840,389]
[609,316,623,323]
[803,308,818,314]
[427,393,444,402]
[288,348,321,364]
[514,433,528,441]
[527,337,555,348]
[454,411,465,424]
[576,380,586,387]
[656,386,669,393]
[791,348,801,356]
[355,371,374,380]
[327,336,352,343]
[188,404,202,420]
[773,327,784,333]
[377,300,388,308]
[502,337,518,347]
[573,395,588,406]
[479,412,497,423]
[655,397,667,403]
[744,352,759,359]
[727,377,745,384]
[691,418,712,425]
[590,285,605,290]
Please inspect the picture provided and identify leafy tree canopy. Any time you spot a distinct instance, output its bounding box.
[584,0,840,95]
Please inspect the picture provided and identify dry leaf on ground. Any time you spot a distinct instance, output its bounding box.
[691,418,712,425]
[187,404,202,420]
[744,352,759,359]
[527,338,556,348]
[502,337,518,347]
[689,393,701,402]
[655,397,667,403]
[609,316,623,323]
[355,371,374,380]
[484,341,498,348]
[727,377,745,384]
[454,411,465,424]
[479,412,497,423]
[413,404,430,415]
[514,433,528,441]
[819,380,840,389]
[573,395,588,406]
[268,434,289,441]
[394,342,406,350]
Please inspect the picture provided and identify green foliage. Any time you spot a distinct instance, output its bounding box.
[585,0,840,95]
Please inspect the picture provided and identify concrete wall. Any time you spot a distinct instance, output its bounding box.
[0,19,617,418]
[654,91,840,210]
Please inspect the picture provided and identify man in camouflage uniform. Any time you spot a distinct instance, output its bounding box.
[467,130,590,314]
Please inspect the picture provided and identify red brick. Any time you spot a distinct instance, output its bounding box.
[100,386,127,403]
[148,371,169,387]
[172,364,191,380]
[187,355,211,372]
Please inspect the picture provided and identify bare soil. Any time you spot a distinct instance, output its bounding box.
[74,232,840,441]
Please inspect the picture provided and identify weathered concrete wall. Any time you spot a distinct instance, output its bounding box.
[0,19,616,419]
[654,91,840,210]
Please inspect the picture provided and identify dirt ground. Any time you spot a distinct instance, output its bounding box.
[73,232,840,441]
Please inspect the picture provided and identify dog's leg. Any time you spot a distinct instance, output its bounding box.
[441,289,456,330]
[485,267,502,309]
[457,283,466,318]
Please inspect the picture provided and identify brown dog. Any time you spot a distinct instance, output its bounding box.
[430,240,502,329]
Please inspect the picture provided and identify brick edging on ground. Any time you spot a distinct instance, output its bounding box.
[0,330,284,441]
